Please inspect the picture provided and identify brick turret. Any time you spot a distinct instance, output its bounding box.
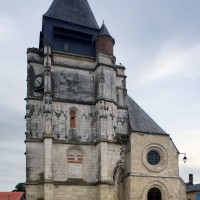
[96,22,115,55]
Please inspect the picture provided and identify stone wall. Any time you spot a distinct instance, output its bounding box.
[26,184,44,200]
[26,99,128,143]
[54,185,97,200]
[124,132,186,200]
[129,132,179,176]
[127,176,186,200]
[52,66,95,102]
[25,48,186,200]
[26,142,44,181]
[53,144,98,182]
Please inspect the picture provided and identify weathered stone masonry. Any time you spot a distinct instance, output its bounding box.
[25,0,186,200]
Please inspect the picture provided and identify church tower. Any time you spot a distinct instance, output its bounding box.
[25,0,186,200]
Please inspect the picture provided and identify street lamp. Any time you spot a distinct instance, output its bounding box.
[179,153,187,163]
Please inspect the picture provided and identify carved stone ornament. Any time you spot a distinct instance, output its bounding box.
[98,74,105,83]
[43,94,52,113]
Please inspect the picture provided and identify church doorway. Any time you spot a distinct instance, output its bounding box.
[147,188,161,200]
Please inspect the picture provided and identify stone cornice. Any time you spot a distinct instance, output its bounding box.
[25,180,114,186]
[124,172,182,180]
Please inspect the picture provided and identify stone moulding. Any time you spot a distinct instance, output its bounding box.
[25,180,115,186]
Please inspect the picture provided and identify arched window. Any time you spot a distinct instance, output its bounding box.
[70,110,76,128]
[67,149,83,179]
[148,188,161,200]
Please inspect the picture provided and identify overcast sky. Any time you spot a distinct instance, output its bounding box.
[0,0,200,191]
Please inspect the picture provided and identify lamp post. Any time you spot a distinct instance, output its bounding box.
[179,153,187,163]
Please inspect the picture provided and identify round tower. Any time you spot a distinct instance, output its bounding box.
[96,22,115,55]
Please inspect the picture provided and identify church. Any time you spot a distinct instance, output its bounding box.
[25,0,186,199]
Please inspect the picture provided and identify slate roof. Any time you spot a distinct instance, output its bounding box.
[187,184,200,192]
[44,0,99,29]
[127,96,168,135]
[0,192,25,200]
[99,22,111,37]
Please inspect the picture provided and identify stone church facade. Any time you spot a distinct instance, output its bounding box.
[25,0,186,199]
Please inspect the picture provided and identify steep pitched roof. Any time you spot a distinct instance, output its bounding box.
[127,96,168,135]
[0,192,25,200]
[44,0,99,29]
[99,22,111,37]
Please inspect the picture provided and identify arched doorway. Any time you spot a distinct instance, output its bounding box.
[148,188,161,200]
